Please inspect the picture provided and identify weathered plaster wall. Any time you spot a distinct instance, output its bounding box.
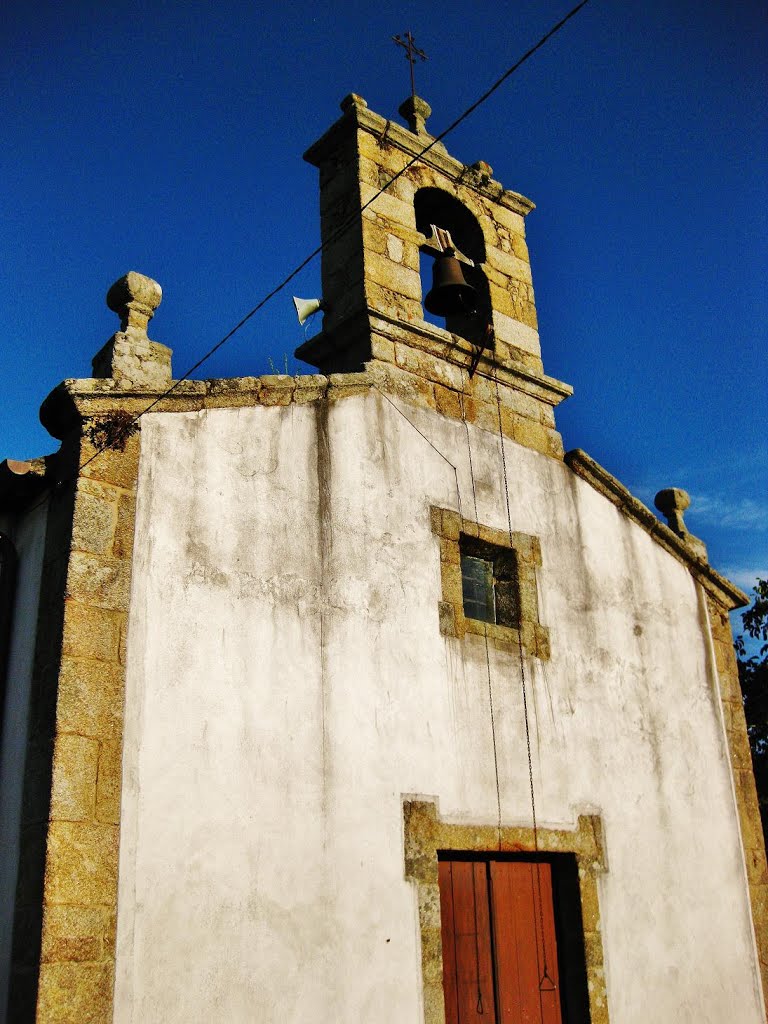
[0,501,48,1021]
[114,393,764,1023]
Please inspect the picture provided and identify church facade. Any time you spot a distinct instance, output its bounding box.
[1,93,766,1023]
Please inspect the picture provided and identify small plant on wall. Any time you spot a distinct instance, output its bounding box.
[85,410,140,453]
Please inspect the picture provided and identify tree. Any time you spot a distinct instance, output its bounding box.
[735,578,768,846]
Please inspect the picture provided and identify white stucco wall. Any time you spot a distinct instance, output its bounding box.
[0,501,48,1023]
[114,393,763,1023]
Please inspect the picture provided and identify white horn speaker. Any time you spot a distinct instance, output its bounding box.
[292,296,326,326]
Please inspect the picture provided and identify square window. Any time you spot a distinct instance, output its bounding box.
[431,507,549,659]
[460,535,519,628]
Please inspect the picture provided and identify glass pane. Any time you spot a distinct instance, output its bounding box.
[461,554,495,623]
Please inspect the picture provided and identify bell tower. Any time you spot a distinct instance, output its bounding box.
[296,93,572,458]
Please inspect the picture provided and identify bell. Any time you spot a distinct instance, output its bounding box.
[424,254,478,316]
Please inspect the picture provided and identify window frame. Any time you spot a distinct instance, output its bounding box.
[460,535,520,629]
[403,800,610,1024]
[431,506,550,660]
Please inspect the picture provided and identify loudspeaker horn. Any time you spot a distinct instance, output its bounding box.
[292,296,327,326]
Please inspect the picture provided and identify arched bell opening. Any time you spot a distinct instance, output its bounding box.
[414,188,493,348]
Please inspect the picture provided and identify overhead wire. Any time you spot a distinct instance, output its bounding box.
[5,8,591,993]
[6,10,590,942]
[137,0,589,409]
[458,369,503,851]
[493,373,554,991]
[26,0,591,495]
[9,5,586,852]
[373,386,462,521]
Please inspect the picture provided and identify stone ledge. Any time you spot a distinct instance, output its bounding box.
[296,308,572,408]
[6,358,570,522]
[370,310,572,403]
[37,372,377,441]
[37,360,563,447]
[565,448,748,611]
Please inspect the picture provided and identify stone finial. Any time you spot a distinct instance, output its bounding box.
[655,488,708,561]
[340,93,368,114]
[464,160,494,188]
[655,487,690,535]
[398,95,432,135]
[106,271,162,335]
[92,272,172,389]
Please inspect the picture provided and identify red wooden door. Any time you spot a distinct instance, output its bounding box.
[438,859,563,1024]
[439,860,498,1023]
[490,862,562,1024]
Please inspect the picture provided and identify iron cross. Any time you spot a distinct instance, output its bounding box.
[393,31,427,99]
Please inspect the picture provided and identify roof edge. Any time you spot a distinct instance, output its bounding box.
[565,448,748,611]
[37,372,375,440]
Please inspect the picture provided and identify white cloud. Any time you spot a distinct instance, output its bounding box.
[720,568,768,592]
[623,485,768,532]
[688,494,768,531]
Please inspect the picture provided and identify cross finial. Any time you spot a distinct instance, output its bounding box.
[393,30,427,99]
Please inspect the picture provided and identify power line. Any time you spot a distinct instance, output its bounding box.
[121,0,590,421]
[22,0,591,495]
[493,370,555,989]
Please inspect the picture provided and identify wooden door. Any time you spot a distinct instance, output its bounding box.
[490,861,562,1024]
[438,859,563,1024]
[439,860,498,1023]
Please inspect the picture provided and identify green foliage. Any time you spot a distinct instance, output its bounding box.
[735,578,768,844]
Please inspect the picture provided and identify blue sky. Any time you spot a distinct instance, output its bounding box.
[2,1,766,617]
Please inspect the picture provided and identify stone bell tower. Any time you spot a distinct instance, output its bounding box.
[296,92,572,458]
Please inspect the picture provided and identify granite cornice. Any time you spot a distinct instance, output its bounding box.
[565,448,748,611]
[37,373,376,441]
[368,310,572,405]
[304,97,535,217]
[39,379,206,440]
[298,309,572,410]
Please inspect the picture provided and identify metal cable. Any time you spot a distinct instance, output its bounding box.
[459,371,503,850]
[493,374,553,987]
[17,0,590,504]
[372,386,462,522]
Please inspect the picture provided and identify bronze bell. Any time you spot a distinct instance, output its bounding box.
[424,253,478,316]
